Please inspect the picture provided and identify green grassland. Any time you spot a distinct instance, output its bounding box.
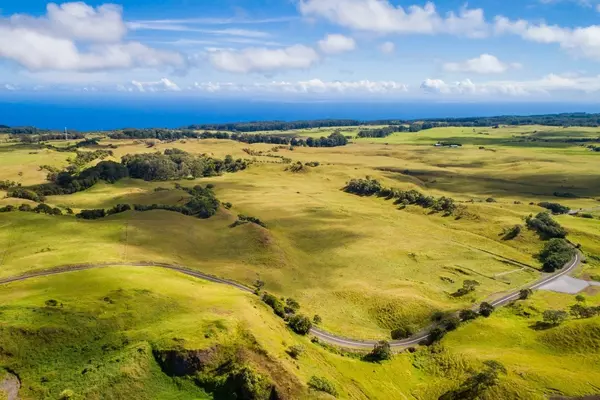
[0,267,598,400]
[0,125,599,398]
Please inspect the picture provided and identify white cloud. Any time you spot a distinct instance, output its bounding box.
[420,73,600,96]
[443,54,521,74]
[299,0,489,38]
[190,79,409,94]
[2,84,17,91]
[126,22,270,38]
[495,16,600,61]
[379,41,395,54]
[318,34,356,54]
[0,2,185,72]
[130,78,181,92]
[208,45,319,73]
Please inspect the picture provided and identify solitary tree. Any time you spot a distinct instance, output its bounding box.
[479,302,495,317]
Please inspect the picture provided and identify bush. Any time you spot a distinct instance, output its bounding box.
[440,316,461,332]
[8,188,44,203]
[287,345,305,359]
[76,209,106,220]
[107,203,132,215]
[519,289,533,300]
[526,212,567,239]
[284,298,300,314]
[543,310,568,325]
[18,204,32,212]
[369,341,392,361]
[428,327,447,343]
[288,315,312,335]
[261,293,286,318]
[308,376,338,397]
[313,315,322,325]
[391,325,416,340]
[452,280,480,297]
[538,202,570,215]
[503,225,522,240]
[459,309,479,322]
[0,205,15,213]
[479,302,494,317]
[34,204,54,215]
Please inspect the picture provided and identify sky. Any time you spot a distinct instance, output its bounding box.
[3,0,600,101]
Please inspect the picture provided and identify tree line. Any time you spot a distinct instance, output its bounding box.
[77,185,221,220]
[344,177,458,215]
[109,129,349,148]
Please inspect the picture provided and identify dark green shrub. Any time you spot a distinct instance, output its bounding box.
[288,315,312,335]
[479,302,494,317]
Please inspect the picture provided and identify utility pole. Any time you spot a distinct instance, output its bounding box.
[64,127,68,141]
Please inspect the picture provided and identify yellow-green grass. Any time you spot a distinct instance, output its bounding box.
[0,267,598,400]
[1,125,599,340]
[441,290,600,399]
[0,145,73,186]
[48,179,191,210]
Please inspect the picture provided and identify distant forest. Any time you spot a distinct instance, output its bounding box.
[4,112,600,135]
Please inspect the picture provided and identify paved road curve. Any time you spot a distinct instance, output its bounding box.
[0,253,581,350]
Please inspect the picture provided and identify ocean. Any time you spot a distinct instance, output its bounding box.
[1,94,599,131]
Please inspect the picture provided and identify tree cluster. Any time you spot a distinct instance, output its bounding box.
[538,202,570,215]
[0,203,63,216]
[526,212,568,239]
[122,149,248,181]
[539,238,576,272]
[357,125,410,138]
[344,177,458,215]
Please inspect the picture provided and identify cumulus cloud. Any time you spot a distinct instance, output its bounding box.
[495,16,600,61]
[208,45,319,73]
[443,54,521,74]
[318,34,356,54]
[190,79,408,94]
[379,41,395,54]
[0,2,185,72]
[130,78,181,92]
[299,0,489,38]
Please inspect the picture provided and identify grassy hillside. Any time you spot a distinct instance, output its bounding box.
[0,125,599,398]
[0,267,598,399]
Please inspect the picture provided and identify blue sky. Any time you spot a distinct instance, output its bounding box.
[2,0,600,101]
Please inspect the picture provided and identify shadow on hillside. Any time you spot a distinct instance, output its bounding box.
[379,168,600,198]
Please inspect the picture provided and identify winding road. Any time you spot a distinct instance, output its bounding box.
[0,252,582,350]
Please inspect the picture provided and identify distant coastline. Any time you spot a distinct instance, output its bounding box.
[1,96,600,131]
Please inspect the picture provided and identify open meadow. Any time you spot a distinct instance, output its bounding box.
[0,124,599,399]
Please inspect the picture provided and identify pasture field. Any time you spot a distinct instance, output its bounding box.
[0,125,599,398]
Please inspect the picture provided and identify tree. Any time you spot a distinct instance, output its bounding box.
[313,315,322,325]
[284,298,300,314]
[391,325,416,340]
[459,309,479,322]
[288,315,312,335]
[479,302,495,317]
[519,289,533,300]
[539,239,576,272]
[543,310,568,325]
[575,294,586,303]
[441,316,461,331]
[369,341,392,361]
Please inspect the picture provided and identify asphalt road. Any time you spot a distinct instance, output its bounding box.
[0,253,581,350]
